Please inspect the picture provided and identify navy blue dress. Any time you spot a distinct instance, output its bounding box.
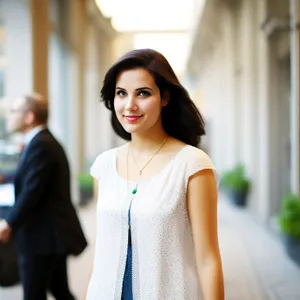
[121,207,133,300]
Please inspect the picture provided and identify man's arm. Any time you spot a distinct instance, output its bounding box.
[5,143,54,230]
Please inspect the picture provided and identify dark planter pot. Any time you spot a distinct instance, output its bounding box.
[226,189,248,207]
[282,234,300,266]
[79,188,93,206]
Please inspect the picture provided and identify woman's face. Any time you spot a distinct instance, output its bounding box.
[114,68,167,135]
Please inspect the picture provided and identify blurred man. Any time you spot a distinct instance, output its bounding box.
[0,93,87,300]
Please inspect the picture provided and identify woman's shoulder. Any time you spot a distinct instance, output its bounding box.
[115,143,129,157]
[93,147,117,162]
[90,147,118,180]
[166,138,210,163]
[92,144,129,167]
[182,145,212,162]
[179,145,219,183]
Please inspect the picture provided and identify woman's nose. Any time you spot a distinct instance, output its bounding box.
[125,96,137,110]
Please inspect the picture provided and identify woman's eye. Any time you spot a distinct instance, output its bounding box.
[138,91,150,97]
[116,90,126,97]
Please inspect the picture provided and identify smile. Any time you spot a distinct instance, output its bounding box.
[124,115,143,123]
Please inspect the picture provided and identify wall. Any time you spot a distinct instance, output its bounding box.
[186,0,293,224]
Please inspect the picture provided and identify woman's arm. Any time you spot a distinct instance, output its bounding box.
[84,178,99,300]
[187,169,224,300]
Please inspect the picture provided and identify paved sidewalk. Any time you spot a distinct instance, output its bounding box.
[218,198,300,300]
[1,197,300,299]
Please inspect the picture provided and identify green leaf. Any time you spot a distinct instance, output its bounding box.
[78,173,93,190]
[277,193,300,238]
[220,163,250,192]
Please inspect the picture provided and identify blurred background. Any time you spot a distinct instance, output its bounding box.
[0,0,299,299]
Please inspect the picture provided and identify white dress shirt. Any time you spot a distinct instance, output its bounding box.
[24,125,46,146]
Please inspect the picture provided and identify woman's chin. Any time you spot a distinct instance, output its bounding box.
[123,124,141,134]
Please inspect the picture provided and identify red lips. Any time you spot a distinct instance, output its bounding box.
[124,115,143,123]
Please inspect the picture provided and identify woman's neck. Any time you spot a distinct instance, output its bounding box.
[130,130,168,153]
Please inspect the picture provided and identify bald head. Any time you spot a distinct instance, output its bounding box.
[23,93,48,124]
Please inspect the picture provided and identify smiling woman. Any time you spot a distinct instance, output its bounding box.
[86,48,224,300]
[113,68,167,135]
[101,48,205,146]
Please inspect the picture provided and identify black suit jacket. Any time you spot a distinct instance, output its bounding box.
[5,129,88,256]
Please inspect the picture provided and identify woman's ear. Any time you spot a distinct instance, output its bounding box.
[162,91,169,107]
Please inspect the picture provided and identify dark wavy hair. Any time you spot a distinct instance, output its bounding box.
[101,49,205,147]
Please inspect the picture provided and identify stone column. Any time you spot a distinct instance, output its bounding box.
[256,0,272,222]
[239,0,259,211]
[70,0,85,171]
[289,0,300,195]
[31,0,49,98]
[222,4,238,167]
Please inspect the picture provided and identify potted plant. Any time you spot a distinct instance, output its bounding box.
[220,163,250,206]
[277,193,300,266]
[78,172,93,206]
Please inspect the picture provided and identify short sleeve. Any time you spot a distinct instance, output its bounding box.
[90,155,102,180]
[185,147,220,186]
[90,150,110,180]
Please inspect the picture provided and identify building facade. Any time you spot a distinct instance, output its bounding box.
[0,0,125,202]
[186,0,300,225]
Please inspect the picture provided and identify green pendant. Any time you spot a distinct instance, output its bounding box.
[132,184,138,195]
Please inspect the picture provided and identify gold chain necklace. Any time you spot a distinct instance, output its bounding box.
[126,136,168,195]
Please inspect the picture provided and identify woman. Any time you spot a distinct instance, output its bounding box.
[86,49,224,300]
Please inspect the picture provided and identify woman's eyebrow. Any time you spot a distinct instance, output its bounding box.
[116,86,153,91]
[136,87,152,91]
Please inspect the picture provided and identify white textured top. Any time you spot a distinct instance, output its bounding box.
[86,145,219,300]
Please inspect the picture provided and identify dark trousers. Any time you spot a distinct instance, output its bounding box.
[18,254,76,300]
